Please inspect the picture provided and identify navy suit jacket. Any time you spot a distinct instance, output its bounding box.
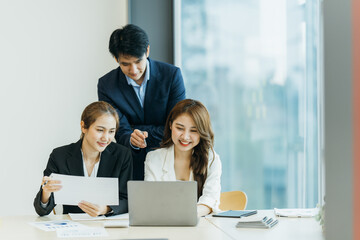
[98,58,185,180]
[33,140,133,216]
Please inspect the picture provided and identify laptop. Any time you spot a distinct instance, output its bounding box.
[128,181,198,226]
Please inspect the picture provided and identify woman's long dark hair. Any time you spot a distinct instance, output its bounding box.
[161,99,215,199]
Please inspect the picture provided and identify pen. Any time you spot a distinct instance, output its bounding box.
[140,130,147,147]
[42,181,48,188]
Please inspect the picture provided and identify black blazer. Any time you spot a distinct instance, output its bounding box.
[98,58,185,180]
[33,140,133,216]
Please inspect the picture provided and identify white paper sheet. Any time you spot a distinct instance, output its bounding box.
[51,173,118,206]
[69,213,129,221]
[274,208,319,217]
[103,220,129,228]
[56,227,108,238]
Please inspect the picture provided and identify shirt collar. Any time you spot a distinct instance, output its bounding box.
[126,59,150,87]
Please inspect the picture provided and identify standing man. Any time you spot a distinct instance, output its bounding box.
[98,24,186,180]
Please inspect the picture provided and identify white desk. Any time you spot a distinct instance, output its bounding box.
[0,210,324,240]
[206,210,324,240]
[0,214,230,240]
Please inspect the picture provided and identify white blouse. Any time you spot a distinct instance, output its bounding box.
[144,145,222,212]
[81,150,100,177]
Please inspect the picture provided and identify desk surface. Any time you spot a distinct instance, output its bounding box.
[206,210,324,240]
[0,210,324,240]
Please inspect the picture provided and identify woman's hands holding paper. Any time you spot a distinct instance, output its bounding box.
[41,176,62,203]
[78,200,111,217]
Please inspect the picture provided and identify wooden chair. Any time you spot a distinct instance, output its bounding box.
[219,191,247,210]
[52,205,63,215]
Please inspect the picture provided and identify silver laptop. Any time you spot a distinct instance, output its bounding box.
[128,181,198,226]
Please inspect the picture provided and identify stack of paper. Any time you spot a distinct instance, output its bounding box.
[236,216,278,229]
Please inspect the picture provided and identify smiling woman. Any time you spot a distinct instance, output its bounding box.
[33,101,133,217]
[144,99,222,217]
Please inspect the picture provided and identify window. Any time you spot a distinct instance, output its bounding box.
[176,0,322,209]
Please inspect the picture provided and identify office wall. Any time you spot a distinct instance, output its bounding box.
[0,0,127,216]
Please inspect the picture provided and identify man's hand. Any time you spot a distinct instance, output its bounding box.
[130,129,148,148]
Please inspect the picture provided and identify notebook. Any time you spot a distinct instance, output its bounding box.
[212,210,258,218]
[127,181,198,226]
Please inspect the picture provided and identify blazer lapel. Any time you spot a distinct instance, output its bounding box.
[143,59,159,112]
[97,144,116,177]
[67,140,84,176]
[117,69,144,122]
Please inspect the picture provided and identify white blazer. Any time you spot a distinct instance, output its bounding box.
[145,145,222,212]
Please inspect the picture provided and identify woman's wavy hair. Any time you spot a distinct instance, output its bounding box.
[80,101,119,139]
[161,99,215,198]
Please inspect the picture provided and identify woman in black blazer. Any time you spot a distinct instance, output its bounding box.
[34,101,133,216]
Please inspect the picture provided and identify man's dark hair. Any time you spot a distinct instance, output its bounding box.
[109,24,149,59]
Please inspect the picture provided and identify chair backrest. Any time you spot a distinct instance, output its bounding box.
[219,191,247,211]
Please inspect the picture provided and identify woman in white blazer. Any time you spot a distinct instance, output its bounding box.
[145,99,222,216]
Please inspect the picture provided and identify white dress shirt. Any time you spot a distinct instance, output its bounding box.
[125,59,150,108]
[144,145,222,212]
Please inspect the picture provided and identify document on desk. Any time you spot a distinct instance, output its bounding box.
[51,173,118,205]
[29,220,86,232]
[69,213,129,221]
[274,208,319,217]
[56,227,108,238]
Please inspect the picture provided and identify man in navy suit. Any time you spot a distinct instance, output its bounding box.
[98,24,186,180]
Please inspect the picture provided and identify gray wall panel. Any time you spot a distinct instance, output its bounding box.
[324,0,353,239]
[129,0,174,64]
